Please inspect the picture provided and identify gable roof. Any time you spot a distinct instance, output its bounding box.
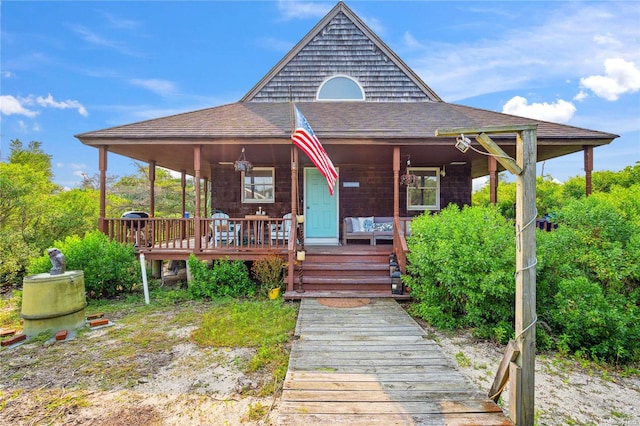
[76,2,618,180]
[241,2,442,102]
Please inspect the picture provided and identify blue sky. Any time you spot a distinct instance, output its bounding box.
[1,0,639,189]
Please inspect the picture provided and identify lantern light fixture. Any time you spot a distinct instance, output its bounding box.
[455,134,471,153]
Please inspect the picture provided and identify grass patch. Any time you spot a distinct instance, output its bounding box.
[192,300,297,348]
[0,290,22,330]
[455,351,471,368]
[192,299,298,395]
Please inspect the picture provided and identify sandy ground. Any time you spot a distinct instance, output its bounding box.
[427,325,640,425]
[1,297,639,425]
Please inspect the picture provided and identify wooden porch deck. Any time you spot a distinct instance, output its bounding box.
[279,298,512,425]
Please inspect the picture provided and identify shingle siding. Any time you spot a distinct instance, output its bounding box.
[250,13,430,103]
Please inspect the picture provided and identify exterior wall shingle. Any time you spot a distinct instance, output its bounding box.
[251,13,430,103]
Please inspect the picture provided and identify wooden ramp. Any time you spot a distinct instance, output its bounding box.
[279,298,512,425]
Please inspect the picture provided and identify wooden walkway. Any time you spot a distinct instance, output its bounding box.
[278,298,512,425]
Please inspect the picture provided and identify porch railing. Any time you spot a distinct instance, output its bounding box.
[104,216,293,253]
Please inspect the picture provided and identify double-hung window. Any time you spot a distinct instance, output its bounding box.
[406,167,440,211]
[241,167,275,204]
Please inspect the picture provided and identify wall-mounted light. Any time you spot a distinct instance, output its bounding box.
[440,165,446,177]
[455,134,471,153]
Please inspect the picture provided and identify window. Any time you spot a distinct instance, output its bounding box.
[406,168,440,211]
[317,75,365,100]
[242,167,275,204]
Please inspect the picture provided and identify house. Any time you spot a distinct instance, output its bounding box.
[75,2,618,297]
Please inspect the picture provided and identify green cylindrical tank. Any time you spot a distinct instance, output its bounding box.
[21,271,87,337]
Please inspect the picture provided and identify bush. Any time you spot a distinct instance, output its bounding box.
[27,231,139,298]
[551,277,640,364]
[536,194,640,363]
[405,204,515,341]
[187,254,256,299]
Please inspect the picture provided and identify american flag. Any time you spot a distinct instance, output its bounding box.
[292,105,338,195]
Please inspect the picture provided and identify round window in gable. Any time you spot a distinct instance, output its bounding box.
[317,75,365,101]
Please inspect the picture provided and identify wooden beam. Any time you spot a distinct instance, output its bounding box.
[476,133,522,175]
[435,125,537,136]
[512,129,537,425]
[489,340,519,402]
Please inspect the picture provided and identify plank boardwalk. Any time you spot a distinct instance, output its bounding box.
[278,298,512,425]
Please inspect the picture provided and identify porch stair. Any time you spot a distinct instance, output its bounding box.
[285,245,410,300]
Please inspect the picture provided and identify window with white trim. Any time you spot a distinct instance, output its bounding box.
[242,167,275,203]
[317,75,365,100]
[406,167,440,211]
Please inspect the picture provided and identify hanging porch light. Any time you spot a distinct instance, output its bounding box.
[234,147,253,172]
[400,155,418,188]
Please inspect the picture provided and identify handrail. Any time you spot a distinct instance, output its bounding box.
[392,217,411,273]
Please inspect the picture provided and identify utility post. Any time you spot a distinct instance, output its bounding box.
[436,125,537,425]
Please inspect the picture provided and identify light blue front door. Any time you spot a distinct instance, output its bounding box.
[304,168,339,245]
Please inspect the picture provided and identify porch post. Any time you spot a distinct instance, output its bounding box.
[393,147,400,219]
[98,146,108,234]
[149,161,156,217]
[489,156,498,206]
[584,145,593,197]
[288,146,298,293]
[203,178,209,217]
[193,145,202,252]
[180,171,186,218]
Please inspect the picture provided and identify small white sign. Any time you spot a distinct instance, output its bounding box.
[343,182,360,188]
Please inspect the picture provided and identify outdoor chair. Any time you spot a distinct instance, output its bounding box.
[270,213,293,245]
[210,212,240,247]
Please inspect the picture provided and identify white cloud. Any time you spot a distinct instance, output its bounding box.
[130,78,177,97]
[409,3,640,101]
[36,94,88,116]
[502,96,576,123]
[579,58,640,101]
[277,0,332,20]
[0,95,39,117]
[403,32,422,49]
[1,71,14,78]
[574,91,589,102]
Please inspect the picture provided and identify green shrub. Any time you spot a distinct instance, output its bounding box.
[27,231,139,298]
[187,254,256,299]
[536,193,640,363]
[551,277,640,364]
[405,204,515,341]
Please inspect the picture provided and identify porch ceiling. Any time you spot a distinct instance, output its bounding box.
[76,101,618,180]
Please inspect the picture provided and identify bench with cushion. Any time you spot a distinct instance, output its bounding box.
[343,216,395,245]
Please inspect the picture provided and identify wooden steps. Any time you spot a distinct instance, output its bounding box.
[289,245,401,296]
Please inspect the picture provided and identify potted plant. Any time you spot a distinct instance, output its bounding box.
[251,253,286,299]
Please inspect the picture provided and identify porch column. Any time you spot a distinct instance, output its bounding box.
[149,161,156,217]
[489,156,498,205]
[180,171,186,218]
[98,146,108,233]
[393,146,400,219]
[584,145,593,196]
[288,146,298,293]
[203,178,209,217]
[194,145,202,252]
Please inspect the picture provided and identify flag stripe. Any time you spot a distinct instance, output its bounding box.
[292,105,338,195]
